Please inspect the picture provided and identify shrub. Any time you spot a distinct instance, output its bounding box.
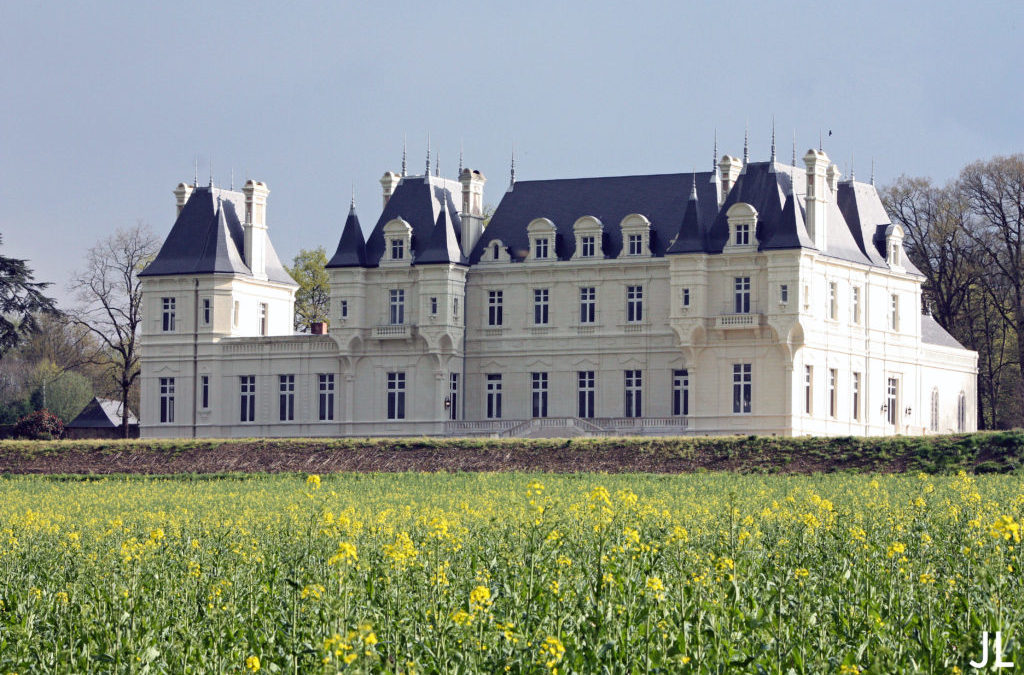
[14,409,64,440]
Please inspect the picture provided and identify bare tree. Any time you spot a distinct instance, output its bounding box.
[69,224,160,437]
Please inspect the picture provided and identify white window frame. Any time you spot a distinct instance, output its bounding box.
[279,374,295,422]
[488,290,503,326]
[159,377,175,423]
[828,368,838,418]
[577,371,595,418]
[733,363,752,414]
[390,289,405,325]
[581,235,596,258]
[734,277,751,314]
[579,287,596,324]
[390,238,405,261]
[804,365,813,415]
[202,298,211,326]
[930,388,940,432]
[318,374,335,421]
[200,375,209,410]
[828,282,838,321]
[531,372,549,418]
[258,303,268,336]
[486,374,502,419]
[533,288,549,325]
[240,375,256,423]
[624,370,642,418]
[672,369,689,416]
[626,285,643,323]
[161,297,176,332]
[852,372,861,421]
[627,233,643,255]
[387,372,406,420]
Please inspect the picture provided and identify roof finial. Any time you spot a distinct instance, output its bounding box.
[208,157,213,188]
[819,128,823,151]
[742,122,749,172]
[850,153,855,182]
[792,130,797,167]
[230,167,234,190]
[458,139,463,175]
[193,155,198,187]
[435,148,439,177]
[425,133,431,178]
[690,170,698,200]
[401,135,407,177]
[509,144,516,190]
[769,117,777,172]
[871,157,876,186]
[350,182,355,211]
[713,129,718,172]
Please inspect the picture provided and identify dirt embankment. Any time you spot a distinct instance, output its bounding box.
[0,432,1021,475]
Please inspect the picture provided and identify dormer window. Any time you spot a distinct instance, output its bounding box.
[382,218,413,264]
[483,239,509,263]
[889,242,900,266]
[725,202,758,250]
[884,224,905,270]
[571,216,603,260]
[492,243,500,260]
[527,218,557,262]
[618,214,651,259]
[535,238,549,259]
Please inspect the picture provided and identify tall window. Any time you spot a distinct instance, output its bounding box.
[581,236,595,258]
[279,375,295,422]
[852,372,861,421]
[852,287,862,324]
[161,297,176,332]
[734,277,751,314]
[780,284,789,304]
[886,377,898,426]
[577,371,595,418]
[531,372,549,418]
[626,285,643,323]
[319,374,335,421]
[259,303,268,336]
[828,282,838,320]
[340,299,348,319]
[202,298,211,325]
[159,377,175,423]
[624,370,642,418]
[200,375,209,409]
[486,374,502,419]
[627,234,643,255]
[733,364,752,414]
[534,289,549,325]
[930,388,940,432]
[390,238,405,260]
[390,289,405,325]
[735,223,750,245]
[579,287,596,323]
[492,243,500,260]
[488,290,503,326]
[672,369,689,416]
[682,288,691,307]
[828,368,838,418]
[889,242,900,266]
[890,294,899,331]
[430,297,438,315]
[534,238,549,259]
[233,300,240,327]
[387,372,406,420]
[449,373,459,420]
[957,391,967,432]
[804,366,813,414]
[453,298,459,320]
[240,376,256,423]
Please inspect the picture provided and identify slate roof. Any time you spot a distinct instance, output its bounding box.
[921,315,968,349]
[416,196,468,265]
[140,186,296,286]
[66,397,138,428]
[355,175,465,267]
[326,205,367,268]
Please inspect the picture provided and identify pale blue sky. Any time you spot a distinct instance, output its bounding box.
[1,1,1021,305]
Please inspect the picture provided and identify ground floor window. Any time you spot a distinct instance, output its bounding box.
[531,372,548,418]
[279,375,295,422]
[449,373,459,420]
[624,370,642,418]
[672,369,689,416]
[319,374,335,421]
[240,376,256,423]
[578,371,595,418]
[852,372,861,421]
[200,375,209,410]
[886,377,898,426]
[387,372,406,420]
[486,374,502,419]
[930,388,940,432]
[733,364,752,414]
[159,377,175,423]
[828,369,838,418]
[957,391,967,432]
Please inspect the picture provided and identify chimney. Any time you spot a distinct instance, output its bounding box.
[826,163,842,193]
[311,321,327,335]
[803,149,829,250]
[173,182,194,216]
[242,180,270,279]
[380,172,401,208]
[459,168,487,256]
[718,155,742,206]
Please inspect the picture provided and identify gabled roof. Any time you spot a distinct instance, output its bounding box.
[326,205,367,268]
[921,315,968,349]
[416,196,468,265]
[140,186,296,286]
[66,397,138,428]
[361,175,463,266]
[473,173,720,263]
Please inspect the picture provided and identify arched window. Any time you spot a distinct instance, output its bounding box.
[957,391,967,432]
[930,388,939,432]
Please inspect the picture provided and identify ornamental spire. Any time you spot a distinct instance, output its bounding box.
[425,133,431,178]
[741,123,749,173]
[401,135,407,177]
[508,144,516,191]
[690,171,698,200]
[871,157,876,186]
[769,117,777,173]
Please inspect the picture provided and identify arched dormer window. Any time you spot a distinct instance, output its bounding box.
[482,239,510,263]
[885,224,905,269]
[526,218,557,262]
[572,216,603,260]
[382,218,413,265]
[725,202,758,250]
[618,213,651,258]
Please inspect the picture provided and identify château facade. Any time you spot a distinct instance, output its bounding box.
[138,144,978,438]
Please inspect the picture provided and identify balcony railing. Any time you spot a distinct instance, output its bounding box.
[373,324,414,339]
[715,313,761,329]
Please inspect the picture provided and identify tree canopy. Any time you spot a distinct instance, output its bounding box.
[286,247,330,332]
[0,234,58,359]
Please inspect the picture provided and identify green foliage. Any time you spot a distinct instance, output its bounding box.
[286,247,330,332]
[0,234,59,359]
[1,471,1023,672]
[28,361,93,423]
[13,409,64,439]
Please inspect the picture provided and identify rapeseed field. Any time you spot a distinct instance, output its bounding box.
[1,471,1022,673]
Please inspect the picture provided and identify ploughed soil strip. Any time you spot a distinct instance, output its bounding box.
[1,433,1014,475]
